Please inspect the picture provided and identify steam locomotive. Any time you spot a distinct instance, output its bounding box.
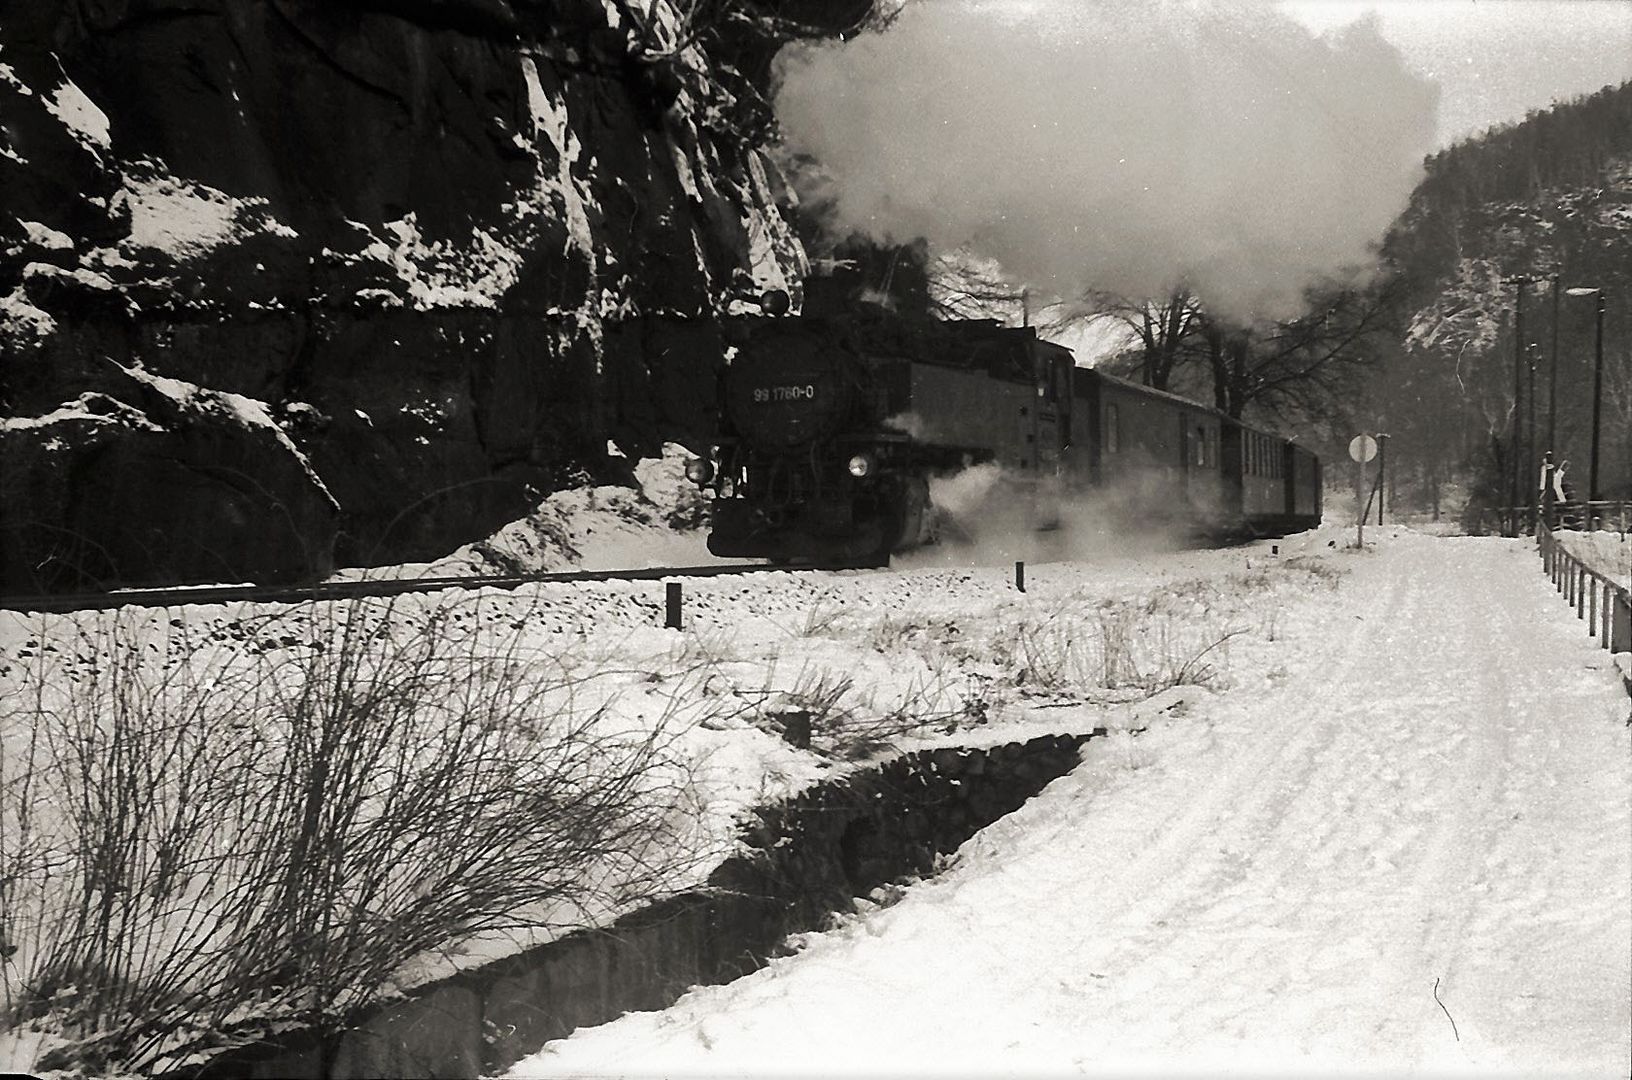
[689,310,1322,564]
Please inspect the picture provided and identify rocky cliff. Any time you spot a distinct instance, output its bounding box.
[0,0,857,591]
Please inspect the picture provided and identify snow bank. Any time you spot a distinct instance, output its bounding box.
[338,443,719,579]
[1555,527,1631,586]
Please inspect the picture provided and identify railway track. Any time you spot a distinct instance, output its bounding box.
[0,561,865,615]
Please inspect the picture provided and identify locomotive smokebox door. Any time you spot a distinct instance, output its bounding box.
[724,325,855,449]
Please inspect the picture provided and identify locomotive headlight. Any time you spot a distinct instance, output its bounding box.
[685,458,715,485]
[846,452,875,479]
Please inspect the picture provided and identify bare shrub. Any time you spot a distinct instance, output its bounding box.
[1012,591,1246,696]
[0,594,699,1075]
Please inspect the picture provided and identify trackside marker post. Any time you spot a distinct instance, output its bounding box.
[665,581,682,629]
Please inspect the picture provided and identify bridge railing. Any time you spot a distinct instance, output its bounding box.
[1538,521,1631,654]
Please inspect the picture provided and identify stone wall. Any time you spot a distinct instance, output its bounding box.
[175,732,1096,1079]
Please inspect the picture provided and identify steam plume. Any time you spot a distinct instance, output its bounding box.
[774,0,1439,321]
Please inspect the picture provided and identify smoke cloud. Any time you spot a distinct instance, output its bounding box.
[896,463,1194,569]
[774,0,1439,321]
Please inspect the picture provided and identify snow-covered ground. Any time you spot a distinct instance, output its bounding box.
[5,522,1628,1077]
[0,510,1351,1074]
[511,528,1632,1080]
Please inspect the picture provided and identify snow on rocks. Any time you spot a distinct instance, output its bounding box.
[120,365,335,506]
[0,285,56,340]
[18,220,73,251]
[365,213,527,311]
[116,172,297,261]
[43,72,110,154]
[341,442,718,579]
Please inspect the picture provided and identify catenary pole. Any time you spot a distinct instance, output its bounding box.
[1548,273,1560,459]
[1590,291,1605,501]
[1512,280,1527,532]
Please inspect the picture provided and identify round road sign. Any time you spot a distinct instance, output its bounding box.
[1348,435,1378,463]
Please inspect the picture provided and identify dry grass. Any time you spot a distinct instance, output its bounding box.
[0,595,700,1075]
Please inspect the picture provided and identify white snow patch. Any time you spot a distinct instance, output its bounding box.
[0,286,56,339]
[521,57,595,258]
[370,213,526,310]
[0,60,33,97]
[25,262,115,295]
[45,75,110,150]
[19,221,73,251]
[0,392,162,434]
[119,174,297,261]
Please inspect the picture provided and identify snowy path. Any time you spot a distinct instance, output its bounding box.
[513,534,1631,1079]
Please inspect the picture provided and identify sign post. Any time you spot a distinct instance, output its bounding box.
[1376,433,1390,526]
[1349,434,1378,548]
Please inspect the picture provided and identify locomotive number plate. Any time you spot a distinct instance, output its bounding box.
[752,384,817,403]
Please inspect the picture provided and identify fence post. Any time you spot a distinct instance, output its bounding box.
[1612,591,1631,654]
[1589,578,1597,638]
[665,581,682,630]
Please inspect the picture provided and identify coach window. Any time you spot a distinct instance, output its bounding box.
[1105,404,1120,453]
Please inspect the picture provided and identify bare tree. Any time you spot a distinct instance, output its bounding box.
[1042,289,1205,390]
[1204,278,1406,420]
[924,249,1028,324]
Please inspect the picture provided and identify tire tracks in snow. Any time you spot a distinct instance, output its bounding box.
[1049,536,1629,1073]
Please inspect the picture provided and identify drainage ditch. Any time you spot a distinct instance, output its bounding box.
[180,730,1100,1079]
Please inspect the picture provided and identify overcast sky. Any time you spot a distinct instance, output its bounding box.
[1279,0,1632,147]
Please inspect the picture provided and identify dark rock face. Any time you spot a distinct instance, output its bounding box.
[1,0,814,590]
[0,365,341,590]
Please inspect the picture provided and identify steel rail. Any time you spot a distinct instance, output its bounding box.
[0,561,869,615]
